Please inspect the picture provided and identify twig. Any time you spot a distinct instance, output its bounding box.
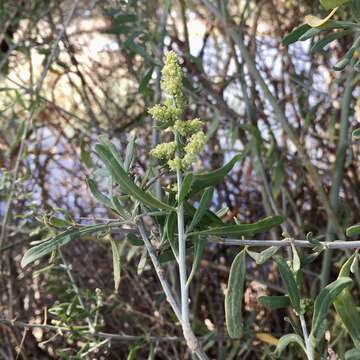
[0,0,80,253]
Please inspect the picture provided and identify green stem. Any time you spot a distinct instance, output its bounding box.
[299,314,314,360]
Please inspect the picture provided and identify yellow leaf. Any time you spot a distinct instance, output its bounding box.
[304,7,338,28]
[256,332,279,346]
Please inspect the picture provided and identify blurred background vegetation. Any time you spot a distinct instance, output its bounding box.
[0,0,359,358]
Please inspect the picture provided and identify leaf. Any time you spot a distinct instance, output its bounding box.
[186,236,206,287]
[137,247,147,275]
[247,246,279,265]
[80,140,94,169]
[272,334,306,358]
[190,215,283,237]
[48,216,71,229]
[320,0,350,10]
[275,256,301,314]
[334,254,360,347]
[225,249,246,338]
[282,24,311,46]
[255,333,278,346]
[190,154,243,195]
[124,131,136,171]
[346,224,360,237]
[353,128,360,140]
[165,212,178,257]
[333,35,360,71]
[310,277,353,344]
[139,66,154,95]
[345,349,360,360]
[305,7,339,28]
[109,236,121,292]
[183,201,224,228]
[259,295,291,310]
[187,187,214,232]
[95,143,174,211]
[311,29,352,53]
[126,233,143,246]
[86,178,114,209]
[178,173,193,205]
[21,224,110,268]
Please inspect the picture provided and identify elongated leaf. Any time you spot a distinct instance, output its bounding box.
[187,187,214,232]
[21,224,110,268]
[126,233,143,246]
[48,216,71,229]
[137,247,147,275]
[109,236,121,292]
[98,135,123,166]
[272,334,306,358]
[190,154,243,195]
[259,295,290,310]
[305,7,338,28]
[184,201,224,227]
[124,132,136,171]
[275,256,301,314]
[334,254,360,347]
[178,173,193,205]
[139,66,154,95]
[165,212,178,257]
[310,277,353,344]
[247,246,279,265]
[320,0,350,10]
[353,128,360,140]
[186,236,207,287]
[311,29,352,52]
[346,224,360,237]
[345,349,360,360]
[80,140,94,168]
[225,249,246,338]
[86,178,114,209]
[190,215,283,237]
[282,24,311,46]
[95,143,174,211]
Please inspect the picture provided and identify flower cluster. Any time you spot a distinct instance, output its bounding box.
[149,51,205,170]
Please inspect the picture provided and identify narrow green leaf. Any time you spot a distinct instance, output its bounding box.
[165,212,178,257]
[275,256,301,314]
[346,224,360,237]
[190,215,283,237]
[126,233,143,246]
[98,135,123,166]
[311,30,352,53]
[259,295,290,310]
[187,187,214,232]
[225,249,246,338]
[186,236,207,287]
[139,66,154,94]
[247,246,279,265]
[109,236,121,292]
[178,173,193,205]
[183,201,224,227]
[21,224,109,268]
[345,349,360,360]
[190,154,243,195]
[320,0,350,10]
[352,128,360,140]
[95,143,174,211]
[124,131,136,171]
[86,178,114,209]
[272,334,306,358]
[334,253,360,347]
[310,277,353,344]
[137,247,147,275]
[282,24,311,46]
[48,216,71,229]
[80,140,94,169]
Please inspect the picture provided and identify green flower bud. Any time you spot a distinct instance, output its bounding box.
[184,131,206,156]
[174,118,203,136]
[162,51,183,97]
[168,156,183,171]
[150,142,176,160]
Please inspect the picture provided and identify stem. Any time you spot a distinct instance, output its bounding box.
[299,314,314,360]
[137,218,209,359]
